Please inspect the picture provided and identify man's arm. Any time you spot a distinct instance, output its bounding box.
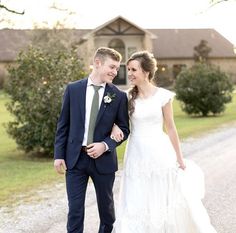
[103,92,130,151]
[54,85,70,160]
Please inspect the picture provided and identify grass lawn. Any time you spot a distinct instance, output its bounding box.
[0,91,64,206]
[0,90,235,206]
[173,93,236,139]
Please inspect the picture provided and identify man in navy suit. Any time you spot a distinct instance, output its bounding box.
[54,47,130,233]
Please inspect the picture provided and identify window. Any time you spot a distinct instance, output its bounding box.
[173,64,186,79]
[154,65,173,87]
[156,65,168,75]
[113,65,126,85]
[128,47,137,58]
[108,39,125,62]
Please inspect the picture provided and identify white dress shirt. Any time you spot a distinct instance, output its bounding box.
[82,77,106,146]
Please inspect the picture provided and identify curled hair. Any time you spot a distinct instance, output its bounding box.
[128,86,139,116]
[127,51,157,116]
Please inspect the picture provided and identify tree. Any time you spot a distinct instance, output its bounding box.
[194,40,212,63]
[30,26,78,55]
[4,47,87,155]
[175,63,233,116]
[176,36,234,117]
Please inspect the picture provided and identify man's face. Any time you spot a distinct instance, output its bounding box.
[97,57,120,84]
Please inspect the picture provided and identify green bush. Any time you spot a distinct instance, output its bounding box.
[175,63,233,116]
[0,68,7,89]
[4,47,87,155]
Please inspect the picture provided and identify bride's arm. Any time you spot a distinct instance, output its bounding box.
[110,124,124,142]
[162,101,186,170]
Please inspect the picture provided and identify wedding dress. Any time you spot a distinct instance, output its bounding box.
[112,87,217,233]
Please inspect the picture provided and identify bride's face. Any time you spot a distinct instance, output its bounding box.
[127,60,148,86]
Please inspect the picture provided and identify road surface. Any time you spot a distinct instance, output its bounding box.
[0,123,236,233]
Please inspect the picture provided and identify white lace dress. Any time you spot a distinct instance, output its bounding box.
[112,87,217,233]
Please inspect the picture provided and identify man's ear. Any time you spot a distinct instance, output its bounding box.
[94,58,101,68]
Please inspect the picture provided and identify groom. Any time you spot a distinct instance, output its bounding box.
[54,47,130,233]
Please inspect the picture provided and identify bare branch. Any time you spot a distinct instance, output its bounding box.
[0,3,25,15]
[198,0,232,14]
[50,2,68,12]
[209,0,231,8]
[49,2,76,15]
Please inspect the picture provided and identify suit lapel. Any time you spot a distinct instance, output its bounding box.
[79,78,88,125]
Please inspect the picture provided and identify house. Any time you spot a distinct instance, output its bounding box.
[0,16,236,88]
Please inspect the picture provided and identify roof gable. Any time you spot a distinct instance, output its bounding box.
[82,16,156,39]
[95,18,144,36]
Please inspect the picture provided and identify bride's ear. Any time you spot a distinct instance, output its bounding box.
[144,71,150,81]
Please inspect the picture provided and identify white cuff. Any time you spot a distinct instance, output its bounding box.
[102,141,109,151]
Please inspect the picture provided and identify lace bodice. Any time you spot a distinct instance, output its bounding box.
[130,87,175,137]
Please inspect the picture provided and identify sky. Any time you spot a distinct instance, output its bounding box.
[1,0,236,45]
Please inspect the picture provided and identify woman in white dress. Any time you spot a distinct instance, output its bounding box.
[111,51,217,233]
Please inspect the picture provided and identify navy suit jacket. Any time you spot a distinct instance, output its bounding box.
[54,78,130,174]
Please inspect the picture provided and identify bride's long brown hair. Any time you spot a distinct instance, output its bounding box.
[127,51,157,116]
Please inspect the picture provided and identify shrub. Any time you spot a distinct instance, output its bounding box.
[0,68,7,89]
[4,47,87,155]
[175,63,233,116]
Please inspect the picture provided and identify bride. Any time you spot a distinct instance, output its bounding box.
[111,51,217,233]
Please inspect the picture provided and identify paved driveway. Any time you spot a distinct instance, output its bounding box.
[1,124,236,233]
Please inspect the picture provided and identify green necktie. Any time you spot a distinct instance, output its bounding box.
[87,85,101,145]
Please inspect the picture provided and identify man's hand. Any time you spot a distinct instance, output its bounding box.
[54,159,67,174]
[87,142,106,159]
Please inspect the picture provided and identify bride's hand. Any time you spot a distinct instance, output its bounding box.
[110,124,124,142]
[178,160,186,170]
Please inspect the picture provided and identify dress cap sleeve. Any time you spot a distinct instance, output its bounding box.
[160,88,176,107]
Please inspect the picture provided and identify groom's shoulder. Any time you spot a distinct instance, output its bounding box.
[67,77,88,89]
[109,84,127,96]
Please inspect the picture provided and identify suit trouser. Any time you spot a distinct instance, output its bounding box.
[66,150,115,233]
